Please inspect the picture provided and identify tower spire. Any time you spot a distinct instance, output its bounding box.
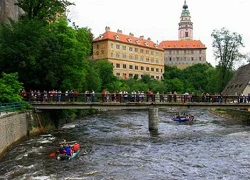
[178,0,193,40]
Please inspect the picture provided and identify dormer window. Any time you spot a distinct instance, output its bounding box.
[136,40,140,44]
[154,44,158,48]
[99,34,103,39]
[144,42,149,46]
[127,38,132,43]
[115,35,119,40]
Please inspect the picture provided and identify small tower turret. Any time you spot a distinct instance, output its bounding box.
[178,0,193,40]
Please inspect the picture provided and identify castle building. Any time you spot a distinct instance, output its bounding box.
[92,27,164,80]
[159,0,207,69]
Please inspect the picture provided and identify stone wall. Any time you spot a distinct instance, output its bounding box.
[0,0,22,23]
[0,112,32,157]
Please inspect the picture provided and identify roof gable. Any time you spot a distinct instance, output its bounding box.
[93,30,162,50]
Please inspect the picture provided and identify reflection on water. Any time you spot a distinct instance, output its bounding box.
[0,109,250,180]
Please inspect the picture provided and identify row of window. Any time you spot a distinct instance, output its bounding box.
[111,52,161,63]
[112,63,163,73]
[110,43,162,56]
[116,73,161,80]
[167,57,203,61]
[167,50,203,55]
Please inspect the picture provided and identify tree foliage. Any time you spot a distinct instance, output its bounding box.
[16,0,74,22]
[0,18,93,91]
[0,73,23,103]
[211,27,244,92]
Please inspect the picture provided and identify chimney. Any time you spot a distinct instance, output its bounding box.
[129,32,134,36]
[105,26,110,31]
[117,29,122,33]
[140,35,144,39]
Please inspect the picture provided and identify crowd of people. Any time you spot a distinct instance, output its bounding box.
[20,88,250,104]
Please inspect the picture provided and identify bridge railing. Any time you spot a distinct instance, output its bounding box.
[0,102,27,115]
[21,92,250,104]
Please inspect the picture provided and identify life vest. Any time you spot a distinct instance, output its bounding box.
[58,147,66,154]
[72,143,80,151]
[65,146,72,156]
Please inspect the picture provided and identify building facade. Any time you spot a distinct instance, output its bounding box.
[159,0,207,69]
[92,27,164,80]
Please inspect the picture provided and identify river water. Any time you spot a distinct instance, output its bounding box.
[0,109,250,180]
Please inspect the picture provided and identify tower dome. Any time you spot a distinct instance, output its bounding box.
[183,0,188,10]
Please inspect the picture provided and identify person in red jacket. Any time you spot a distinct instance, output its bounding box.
[72,143,80,152]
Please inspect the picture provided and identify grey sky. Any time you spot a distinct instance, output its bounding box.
[69,0,250,67]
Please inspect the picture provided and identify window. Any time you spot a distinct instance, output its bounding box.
[122,54,126,59]
[155,52,158,56]
[140,49,144,53]
[111,43,113,48]
[146,57,149,62]
[135,66,138,70]
[96,51,99,55]
[146,67,149,71]
[116,73,120,76]
[141,66,144,70]
[122,46,126,50]
[129,74,133,78]
[151,68,154,71]
[123,64,127,69]
[116,44,120,49]
[135,48,138,52]
[169,57,172,61]
[116,53,120,58]
[96,44,99,49]
[135,55,138,60]
[129,55,133,60]
[156,59,159,63]
[129,47,133,51]
[140,56,144,61]
[101,50,104,54]
[116,64,120,68]
[185,32,188,37]
[199,57,202,61]
[151,58,154,63]
[191,57,194,61]
[111,52,113,57]
[146,50,149,54]
[156,68,159,72]
[129,65,133,69]
[151,51,154,55]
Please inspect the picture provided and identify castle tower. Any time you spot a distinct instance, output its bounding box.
[178,0,193,40]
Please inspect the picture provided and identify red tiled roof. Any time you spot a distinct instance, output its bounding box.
[159,40,206,49]
[93,30,162,50]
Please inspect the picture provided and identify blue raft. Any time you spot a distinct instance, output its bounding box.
[172,115,194,122]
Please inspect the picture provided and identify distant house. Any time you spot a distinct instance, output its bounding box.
[222,63,250,96]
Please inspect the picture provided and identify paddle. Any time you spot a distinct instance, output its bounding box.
[49,152,56,158]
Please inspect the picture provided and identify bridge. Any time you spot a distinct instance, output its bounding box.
[30,101,250,110]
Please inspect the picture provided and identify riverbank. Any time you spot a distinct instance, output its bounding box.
[209,108,250,125]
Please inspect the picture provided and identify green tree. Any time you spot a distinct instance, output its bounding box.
[95,60,118,91]
[0,73,23,103]
[16,0,74,22]
[211,27,244,92]
[0,18,93,91]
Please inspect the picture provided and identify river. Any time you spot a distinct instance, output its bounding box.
[0,109,250,180]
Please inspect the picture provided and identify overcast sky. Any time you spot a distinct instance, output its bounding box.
[68,0,250,67]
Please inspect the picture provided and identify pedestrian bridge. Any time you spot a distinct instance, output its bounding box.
[31,102,250,110]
